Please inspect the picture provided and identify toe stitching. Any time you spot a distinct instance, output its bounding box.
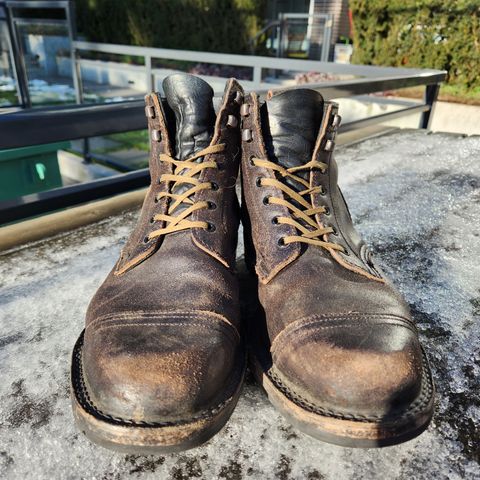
[86,309,240,340]
[271,313,417,352]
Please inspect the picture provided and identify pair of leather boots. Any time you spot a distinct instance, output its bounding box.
[71,74,434,452]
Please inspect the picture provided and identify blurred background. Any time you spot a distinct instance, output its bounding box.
[0,0,478,221]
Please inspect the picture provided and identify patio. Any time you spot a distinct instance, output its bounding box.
[1,129,479,479]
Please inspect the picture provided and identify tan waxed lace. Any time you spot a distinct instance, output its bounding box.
[252,157,344,251]
[147,144,225,240]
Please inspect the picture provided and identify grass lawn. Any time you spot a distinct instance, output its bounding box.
[0,90,19,106]
[104,130,150,152]
[390,84,480,106]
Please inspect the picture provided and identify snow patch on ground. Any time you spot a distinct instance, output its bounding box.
[0,130,479,479]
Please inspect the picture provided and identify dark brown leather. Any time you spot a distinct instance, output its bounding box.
[241,89,431,419]
[82,75,244,423]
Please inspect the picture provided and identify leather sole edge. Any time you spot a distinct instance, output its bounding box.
[249,350,435,448]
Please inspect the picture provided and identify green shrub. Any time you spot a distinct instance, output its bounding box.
[350,0,480,88]
[75,0,264,54]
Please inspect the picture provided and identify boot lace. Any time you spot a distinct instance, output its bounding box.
[252,157,344,251]
[148,143,225,240]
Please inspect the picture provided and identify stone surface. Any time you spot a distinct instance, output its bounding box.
[0,130,479,479]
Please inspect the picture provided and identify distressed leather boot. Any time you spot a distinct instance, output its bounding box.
[240,89,435,447]
[71,74,245,453]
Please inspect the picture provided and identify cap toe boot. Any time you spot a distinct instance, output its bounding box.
[240,89,435,447]
[71,74,245,453]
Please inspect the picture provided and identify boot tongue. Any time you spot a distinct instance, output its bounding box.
[261,89,324,181]
[162,74,216,217]
[163,73,216,159]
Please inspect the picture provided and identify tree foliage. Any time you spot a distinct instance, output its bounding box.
[350,0,480,88]
[75,0,264,54]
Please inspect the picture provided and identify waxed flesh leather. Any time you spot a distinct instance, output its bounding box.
[81,75,244,423]
[241,89,430,418]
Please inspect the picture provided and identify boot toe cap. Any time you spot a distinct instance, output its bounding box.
[271,315,424,418]
[81,313,241,423]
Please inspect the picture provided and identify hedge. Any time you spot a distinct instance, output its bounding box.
[350,1,480,88]
[75,0,264,54]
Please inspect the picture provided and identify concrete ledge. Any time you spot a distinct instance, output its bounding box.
[0,188,146,253]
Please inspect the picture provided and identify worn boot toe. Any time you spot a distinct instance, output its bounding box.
[271,316,424,419]
[82,314,240,423]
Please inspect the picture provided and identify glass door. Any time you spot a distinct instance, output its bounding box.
[14,19,75,107]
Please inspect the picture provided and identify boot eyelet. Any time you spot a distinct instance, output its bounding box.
[211,182,219,191]
[255,177,262,187]
[242,129,253,142]
[330,225,337,235]
[324,139,335,151]
[154,197,159,203]
[263,196,270,205]
[240,103,250,116]
[234,91,243,105]
[342,247,350,256]
[145,105,155,119]
[278,237,286,247]
[226,115,238,128]
[320,186,327,196]
[150,217,155,224]
[272,216,279,225]
[207,201,217,210]
[151,130,161,142]
[206,222,216,232]
[324,206,330,215]
[249,155,255,166]
[143,236,150,243]
[332,114,342,128]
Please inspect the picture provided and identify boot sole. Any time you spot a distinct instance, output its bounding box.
[250,349,435,448]
[71,330,245,453]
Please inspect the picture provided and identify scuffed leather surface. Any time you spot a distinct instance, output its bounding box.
[256,244,411,339]
[192,79,243,268]
[311,103,383,279]
[82,77,243,423]
[240,93,301,282]
[241,90,429,418]
[114,93,173,274]
[271,315,423,416]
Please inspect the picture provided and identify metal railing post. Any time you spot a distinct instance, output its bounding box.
[145,55,153,92]
[420,83,440,129]
[322,14,333,62]
[67,0,83,104]
[253,66,262,89]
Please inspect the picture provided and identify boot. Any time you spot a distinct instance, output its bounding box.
[240,89,435,447]
[71,74,245,453]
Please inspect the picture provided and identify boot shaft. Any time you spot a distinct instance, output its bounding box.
[115,76,244,275]
[240,89,383,283]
